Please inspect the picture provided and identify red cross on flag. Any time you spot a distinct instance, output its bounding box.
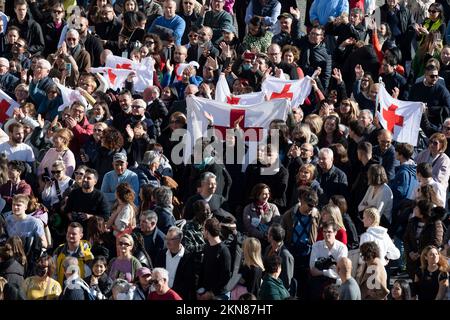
[105,55,154,92]
[215,74,265,105]
[0,88,19,124]
[261,76,312,107]
[185,96,290,163]
[377,85,423,146]
[90,67,133,91]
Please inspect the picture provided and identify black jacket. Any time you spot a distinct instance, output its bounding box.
[42,20,66,57]
[296,37,331,89]
[155,248,196,300]
[9,14,45,54]
[317,165,348,206]
[81,34,104,67]
[0,258,24,289]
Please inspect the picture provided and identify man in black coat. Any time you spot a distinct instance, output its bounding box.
[95,4,123,45]
[317,148,348,206]
[267,43,299,80]
[77,17,104,67]
[8,0,45,55]
[154,226,196,300]
[296,26,331,89]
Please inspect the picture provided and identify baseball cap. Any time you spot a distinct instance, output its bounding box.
[136,267,151,277]
[278,12,293,20]
[142,150,160,166]
[113,152,127,162]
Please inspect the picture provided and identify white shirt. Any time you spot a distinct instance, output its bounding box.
[358,184,393,223]
[165,246,185,288]
[309,239,348,269]
[0,142,35,163]
[42,176,73,206]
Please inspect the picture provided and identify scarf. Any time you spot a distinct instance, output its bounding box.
[69,43,82,59]
[254,200,269,217]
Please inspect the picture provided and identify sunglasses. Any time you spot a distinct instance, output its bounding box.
[51,170,62,174]
[145,41,155,45]
[118,241,132,247]
[66,37,77,41]
[74,171,84,175]
[428,9,439,13]
[428,74,439,78]
[53,10,64,14]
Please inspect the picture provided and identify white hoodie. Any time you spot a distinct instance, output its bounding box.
[360,226,400,266]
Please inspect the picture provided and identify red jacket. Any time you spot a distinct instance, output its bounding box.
[69,116,93,156]
[0,180,33,205]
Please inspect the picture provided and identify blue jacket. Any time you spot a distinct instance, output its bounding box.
[309,0,349,26]
[149,15,186,46]
[389,159,417,205]
[100,169,140,206]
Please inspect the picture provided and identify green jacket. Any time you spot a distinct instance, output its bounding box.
[258,274,290,300]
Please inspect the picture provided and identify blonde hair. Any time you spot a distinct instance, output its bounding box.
[53,128,74,146]
[292,123,312,144]
[321,204,346,230]
[242,237,264,271]
[118,234,134,247]
[0,277,7,300]
[304,114,323,135]
[363,207,380,227]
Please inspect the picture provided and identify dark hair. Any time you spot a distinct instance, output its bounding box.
[263,255,282,274]
[348,120,365,137]
[384,54,398,67]
[330,195,348,215]
[14,0,27,8]
[415,199,433,220]
[139,184,154,212]
[299,187,318,207]
[92,255,108,267]
[204,217,221,237]
[395,143,414,159]
[8,160,25,174]
[417,162,432,178]
[84,168,99,181]
[425,64,439,73]
[87,216,107,244]
[250,183,270,201]
[8,122,23,134]
[122,11,140,31]
[360,241,380,261]
[68,221,84,232]
[192,199,211,224]
[322,221,338,232]
[322,284,340,300]
[329,143,349,165]
[101,127,124,150]
[248,16,266,37]
[116,182,136,204]
[393,279,412,300]
[357,141,372,154]
[368,164,388,186]
[268,223,285,242]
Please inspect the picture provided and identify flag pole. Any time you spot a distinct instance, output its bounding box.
[376,76,384,115]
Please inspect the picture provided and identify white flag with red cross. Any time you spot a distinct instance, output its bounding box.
[56,83,89,111]
[377,85,423,146]
[0,89,19,124]
[90,67,133,91]
[215,74,266,105]
[105,55,154,92]
[185,96,289,163]
[261,75,312,107]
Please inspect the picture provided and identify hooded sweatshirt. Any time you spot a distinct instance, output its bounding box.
[360,226,400,266]
[389,159,417,203]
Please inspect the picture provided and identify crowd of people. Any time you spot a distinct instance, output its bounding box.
[0,0,449,301]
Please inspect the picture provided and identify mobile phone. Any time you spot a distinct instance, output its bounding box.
[65,63,72,76]
[434,32,442,42]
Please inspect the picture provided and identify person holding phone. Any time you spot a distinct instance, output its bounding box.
[415,3,446,46]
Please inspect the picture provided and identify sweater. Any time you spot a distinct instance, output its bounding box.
[149,15,186,46]
[258,274,290,300]
[100,169,139,206]
[360,226,400,265]
[358,184,394,224]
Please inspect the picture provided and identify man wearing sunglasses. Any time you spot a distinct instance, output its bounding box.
[409,64,450,134]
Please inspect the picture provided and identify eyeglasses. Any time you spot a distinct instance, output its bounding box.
[145,41,155,45]
[66,37,77,41]
[74,171,84,175]
[51,170,62,174]
[53,10,64,14]
[361,79,369,82]
[118,241,132,247]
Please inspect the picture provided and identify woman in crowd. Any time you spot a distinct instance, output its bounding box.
[329,143,352,179]
[414,245,449,300]
[290,164,323,208]
[109,234,142,283]
[84,256,113,300]
[317,115,347,149]
[106,183,137,238]
[41,160,74,213]
[242,16,273,53]
[87,101,112,125]
[21,254,61,300]
[238,237,264,297]
[390,279,412,300]
[316,204,348,245]
[358,164,393,228]
[329,195,359,250]
[242,183,280,246]
[337,99,360,127]
[356,241,389,300]
[38,128,75,178]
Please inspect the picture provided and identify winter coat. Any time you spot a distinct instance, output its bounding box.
[360,226,400,265]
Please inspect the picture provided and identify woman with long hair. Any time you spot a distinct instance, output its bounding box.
[317,115,347,149]
[412,31,443,79]
[316,204,347,245]
[353,69,375,111]
[414,245,449,300]
[239,237,265,297]
[337,99,360,127]
[106,183,137,238]
[22,254,62,300]
[390,279,412,300]
[38,128,75,177]
[329,143,352,179]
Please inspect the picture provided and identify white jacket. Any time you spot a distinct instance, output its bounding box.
[360,226,400,266]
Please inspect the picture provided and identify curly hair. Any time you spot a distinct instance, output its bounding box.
[101,127,124,150]
[360,241,380,262]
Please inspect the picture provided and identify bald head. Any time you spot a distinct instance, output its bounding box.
[337,257,352,279]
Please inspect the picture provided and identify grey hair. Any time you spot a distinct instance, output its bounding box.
[153,186,173,207]
[152,267,169,281]
[200,172,216,184]
[319,147,334,160]
[112,278,134,293]
[66,28,79,38]
[132,98,146,109]
[141,210,158,222]
[444,117,450,125]
[62,256,79,271]
[167,226,183,241]
[360,109,374,121]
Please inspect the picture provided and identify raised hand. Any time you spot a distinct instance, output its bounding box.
[332,68,343,84]
[355,64,364,79]
[37,114,45,128]
[166,59,174,74]
[290,7,301,20]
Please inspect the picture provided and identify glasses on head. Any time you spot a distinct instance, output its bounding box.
[118,241,132,247]
[51,170,62,174]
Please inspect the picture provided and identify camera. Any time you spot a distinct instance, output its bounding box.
[314,256,337,271]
